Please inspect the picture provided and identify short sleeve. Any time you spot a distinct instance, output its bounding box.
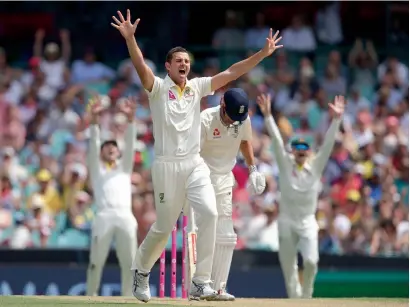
[144,76,163,100]
[193,77,213,98]
[242,117,252,141]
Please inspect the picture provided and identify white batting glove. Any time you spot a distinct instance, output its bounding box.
[247,166,266,195]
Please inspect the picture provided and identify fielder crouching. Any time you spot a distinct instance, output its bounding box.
[257,94,345,298]
[199,88,266,301]
[85,97,138,297]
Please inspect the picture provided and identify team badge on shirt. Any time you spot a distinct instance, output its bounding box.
[168,90,176,100]
[213,128,221,138]
[184,88,194,98]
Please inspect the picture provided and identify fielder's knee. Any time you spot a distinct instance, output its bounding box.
[303,258,318,270]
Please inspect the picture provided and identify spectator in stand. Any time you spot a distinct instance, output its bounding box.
[282,15,317,54]
[348,39,378,99]
[31,169,63,216]
[315,1,343,46]
[32,28,71,90]
[320,63,347,99]
[71,48,116,84]
[377,54,409,91]
[245,12,271,51]
[212,10,245,49]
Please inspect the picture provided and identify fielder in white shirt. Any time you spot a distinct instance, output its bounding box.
[257,94,345,299]
[111,9,283,302]
[86,97,138,297]
[200,88,266,301]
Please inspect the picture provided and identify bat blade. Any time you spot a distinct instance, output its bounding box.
[187,230,197,280]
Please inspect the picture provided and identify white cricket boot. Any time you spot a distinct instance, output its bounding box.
[208,282,235,301]
[189,281,217,301]
[132,270,151,303]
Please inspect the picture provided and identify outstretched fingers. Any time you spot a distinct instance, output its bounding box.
[133,18,141,29]
[117,10,125,22]
[112,15,121,25]
[126,9,131,21]
[272,30,279,41]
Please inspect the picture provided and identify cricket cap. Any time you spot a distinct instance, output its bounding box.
[223,88,249,122]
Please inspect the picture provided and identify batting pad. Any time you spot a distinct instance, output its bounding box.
[212,217,237,291]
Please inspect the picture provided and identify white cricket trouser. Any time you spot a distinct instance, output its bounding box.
[209,172,236,291]
[278,214,319,299]
[133,154,218,284]
[87,210,137,296]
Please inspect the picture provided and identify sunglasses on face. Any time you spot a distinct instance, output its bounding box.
[292,144,310,151]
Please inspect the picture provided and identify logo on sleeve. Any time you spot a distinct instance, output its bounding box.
[168,90,176,100]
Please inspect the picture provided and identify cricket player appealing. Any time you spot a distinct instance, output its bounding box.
[111,9,283,302]
[86,97,138,296]
[200,88,266,301]
[257,94,345,299]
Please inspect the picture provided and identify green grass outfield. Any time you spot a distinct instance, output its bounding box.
[1,296,408,307]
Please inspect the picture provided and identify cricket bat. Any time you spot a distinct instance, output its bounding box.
[186,207,197,291]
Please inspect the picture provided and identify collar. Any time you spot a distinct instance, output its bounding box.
[164,74,192,91]
[103,161,117,170]
[290,155,312,172]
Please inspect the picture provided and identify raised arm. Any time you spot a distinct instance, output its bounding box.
[33,29,45,58]
[111,10,155,92]
[87,98,105,180]
[256,94,288,169]
[59,29,72,63]
[311,95,345,175]
[118,97,138,173]
[211,29,283,92]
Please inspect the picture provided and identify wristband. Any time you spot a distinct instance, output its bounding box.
[249,165,257,174]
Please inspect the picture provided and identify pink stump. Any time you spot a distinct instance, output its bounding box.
[159,250,166,298]
[181,215,188,298]
[171,225,177,298]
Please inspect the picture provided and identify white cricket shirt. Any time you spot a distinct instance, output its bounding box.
[265,116,341,220]
[200,106,252,192]
[146,75,213,158]
[88,123,136,214]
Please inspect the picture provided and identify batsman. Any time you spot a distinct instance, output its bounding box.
[198,88,266,300]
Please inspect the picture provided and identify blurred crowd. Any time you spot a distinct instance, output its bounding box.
[0,7,408,257]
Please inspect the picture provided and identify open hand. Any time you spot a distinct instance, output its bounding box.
[261,29,283,57]
[328,95,345,119]
[118,96,137,121]
[87,96,105,123]
[111,9,140,40]
[256,93,272,117]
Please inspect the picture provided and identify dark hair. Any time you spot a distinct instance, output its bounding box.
[166,46,188,63]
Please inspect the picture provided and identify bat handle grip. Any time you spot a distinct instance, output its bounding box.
[188,206,196,231]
